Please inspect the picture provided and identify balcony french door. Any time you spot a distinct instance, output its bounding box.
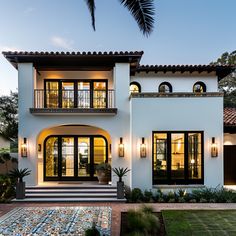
[45,80,108,109]
[44,135,108,181]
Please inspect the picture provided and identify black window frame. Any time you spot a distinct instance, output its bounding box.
[152,131,204,185]
[44,134,108,181]
[130,81,141,93]
[44,79,108,108]
[193,81,207,93]
[158,82,173,93]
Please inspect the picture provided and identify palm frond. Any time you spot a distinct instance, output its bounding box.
[119,0,155,36]
[85,0,96,30]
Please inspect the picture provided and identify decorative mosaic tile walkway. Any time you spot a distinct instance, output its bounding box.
[0,206,111,236]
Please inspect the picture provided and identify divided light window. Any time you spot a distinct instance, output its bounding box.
[153,131,203,185]
[45,80,108,109]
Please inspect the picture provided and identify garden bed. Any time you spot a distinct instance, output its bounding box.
[120,207,166,236]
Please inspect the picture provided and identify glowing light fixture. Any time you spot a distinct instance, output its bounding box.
[211,137,218,157]
[140,137,147,158]
[118,137,124,157]
[21,138,28,157]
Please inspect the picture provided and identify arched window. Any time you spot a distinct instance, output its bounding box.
[158,82,172,93]
[193,82,206,93]
[130,82,141,93]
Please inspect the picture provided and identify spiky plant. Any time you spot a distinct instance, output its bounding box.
[112,167,130,182]
[9,168,31,183]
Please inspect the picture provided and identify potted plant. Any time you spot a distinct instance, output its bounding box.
[112,167,130,199]
[96,163,111,185]
[9,168,31,199]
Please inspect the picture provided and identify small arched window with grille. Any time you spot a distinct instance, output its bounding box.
[193,82,206,93]
[158,82,173,93]
[130,82,141,93]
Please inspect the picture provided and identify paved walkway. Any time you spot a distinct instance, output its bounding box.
[1,203,236,236]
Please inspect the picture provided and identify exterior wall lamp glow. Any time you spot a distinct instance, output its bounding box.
[21,137,28,157]
[140,137,147,158]
[211,137,218,157]
[118,137,124,157]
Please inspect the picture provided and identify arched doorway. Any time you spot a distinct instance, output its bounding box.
[39,125,110,181]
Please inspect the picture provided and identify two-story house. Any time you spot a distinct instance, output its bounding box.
[3,51,234,195]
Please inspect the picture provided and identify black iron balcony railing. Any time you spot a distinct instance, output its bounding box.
[34,89,115,109]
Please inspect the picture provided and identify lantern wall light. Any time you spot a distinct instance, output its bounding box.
[118,137,124,157]
[21,137,28,157]
[140,137,147,158]
[211,137,218,157]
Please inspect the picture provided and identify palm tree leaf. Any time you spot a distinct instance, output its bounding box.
[119,0,155,36]
[85,0,96,30]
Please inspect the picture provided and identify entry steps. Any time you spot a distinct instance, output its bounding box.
[12,185,126,202]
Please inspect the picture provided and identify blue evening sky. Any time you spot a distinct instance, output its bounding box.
[0,0,235,95]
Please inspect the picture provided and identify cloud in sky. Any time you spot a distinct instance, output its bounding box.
[24,7,35,14]
[0,45,22,52]
[50,36,74,50]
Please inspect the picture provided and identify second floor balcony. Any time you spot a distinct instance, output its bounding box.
[30,89,117,115]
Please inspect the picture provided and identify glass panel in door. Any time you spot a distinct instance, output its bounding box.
[78,82,90,108]
[62,82,74,108]
[153,133,168,181]
[61,137,74,177]
[45,137,58,177]
[93,82,106,108]
[188,133,202,179]
[78,137,90,177]
[93,137,107,176]
[46,82,59,108]
[171,133,185,179]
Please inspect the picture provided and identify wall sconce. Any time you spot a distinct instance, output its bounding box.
[140,137,147,158]
[21,138,28,157]
[118,137,124,157]
[211,137,218,157]
[38,144,42,152]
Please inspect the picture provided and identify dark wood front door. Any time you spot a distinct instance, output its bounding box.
[224,145,236,185]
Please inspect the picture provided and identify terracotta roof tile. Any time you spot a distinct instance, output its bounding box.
[2,51,144,56]
[224,107,236,126]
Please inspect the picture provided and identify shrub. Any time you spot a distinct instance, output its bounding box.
[0,174,15,202]
[199,198,208,203]
[143,190,153,202]
[85,224,100,236]
[125,205,160,235]
[130,188,143,203]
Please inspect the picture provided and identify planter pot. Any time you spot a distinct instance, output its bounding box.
[117,181,124,199]
[97,171,110,185]
[16,182,25,199]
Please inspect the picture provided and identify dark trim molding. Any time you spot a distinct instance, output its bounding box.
[30,108,118,115]
[130,92,223,98]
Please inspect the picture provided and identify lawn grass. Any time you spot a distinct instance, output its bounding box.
[162,210,236,236]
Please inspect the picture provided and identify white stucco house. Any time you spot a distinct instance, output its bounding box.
[3,51,234,194]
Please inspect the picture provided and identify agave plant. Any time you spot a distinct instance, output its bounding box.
[9,168,31,183]
[112,167,130,182]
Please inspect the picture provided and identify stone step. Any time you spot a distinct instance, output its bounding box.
[26,189,117,194]
[25,193,117,198]
[12,198,126,202]
[26,185,116,190]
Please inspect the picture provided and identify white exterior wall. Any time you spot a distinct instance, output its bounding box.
[17,61,224,190]
[130,96,224,190]
[131,72,218,92]
[224,133,236,145]
[18,63,131,186]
